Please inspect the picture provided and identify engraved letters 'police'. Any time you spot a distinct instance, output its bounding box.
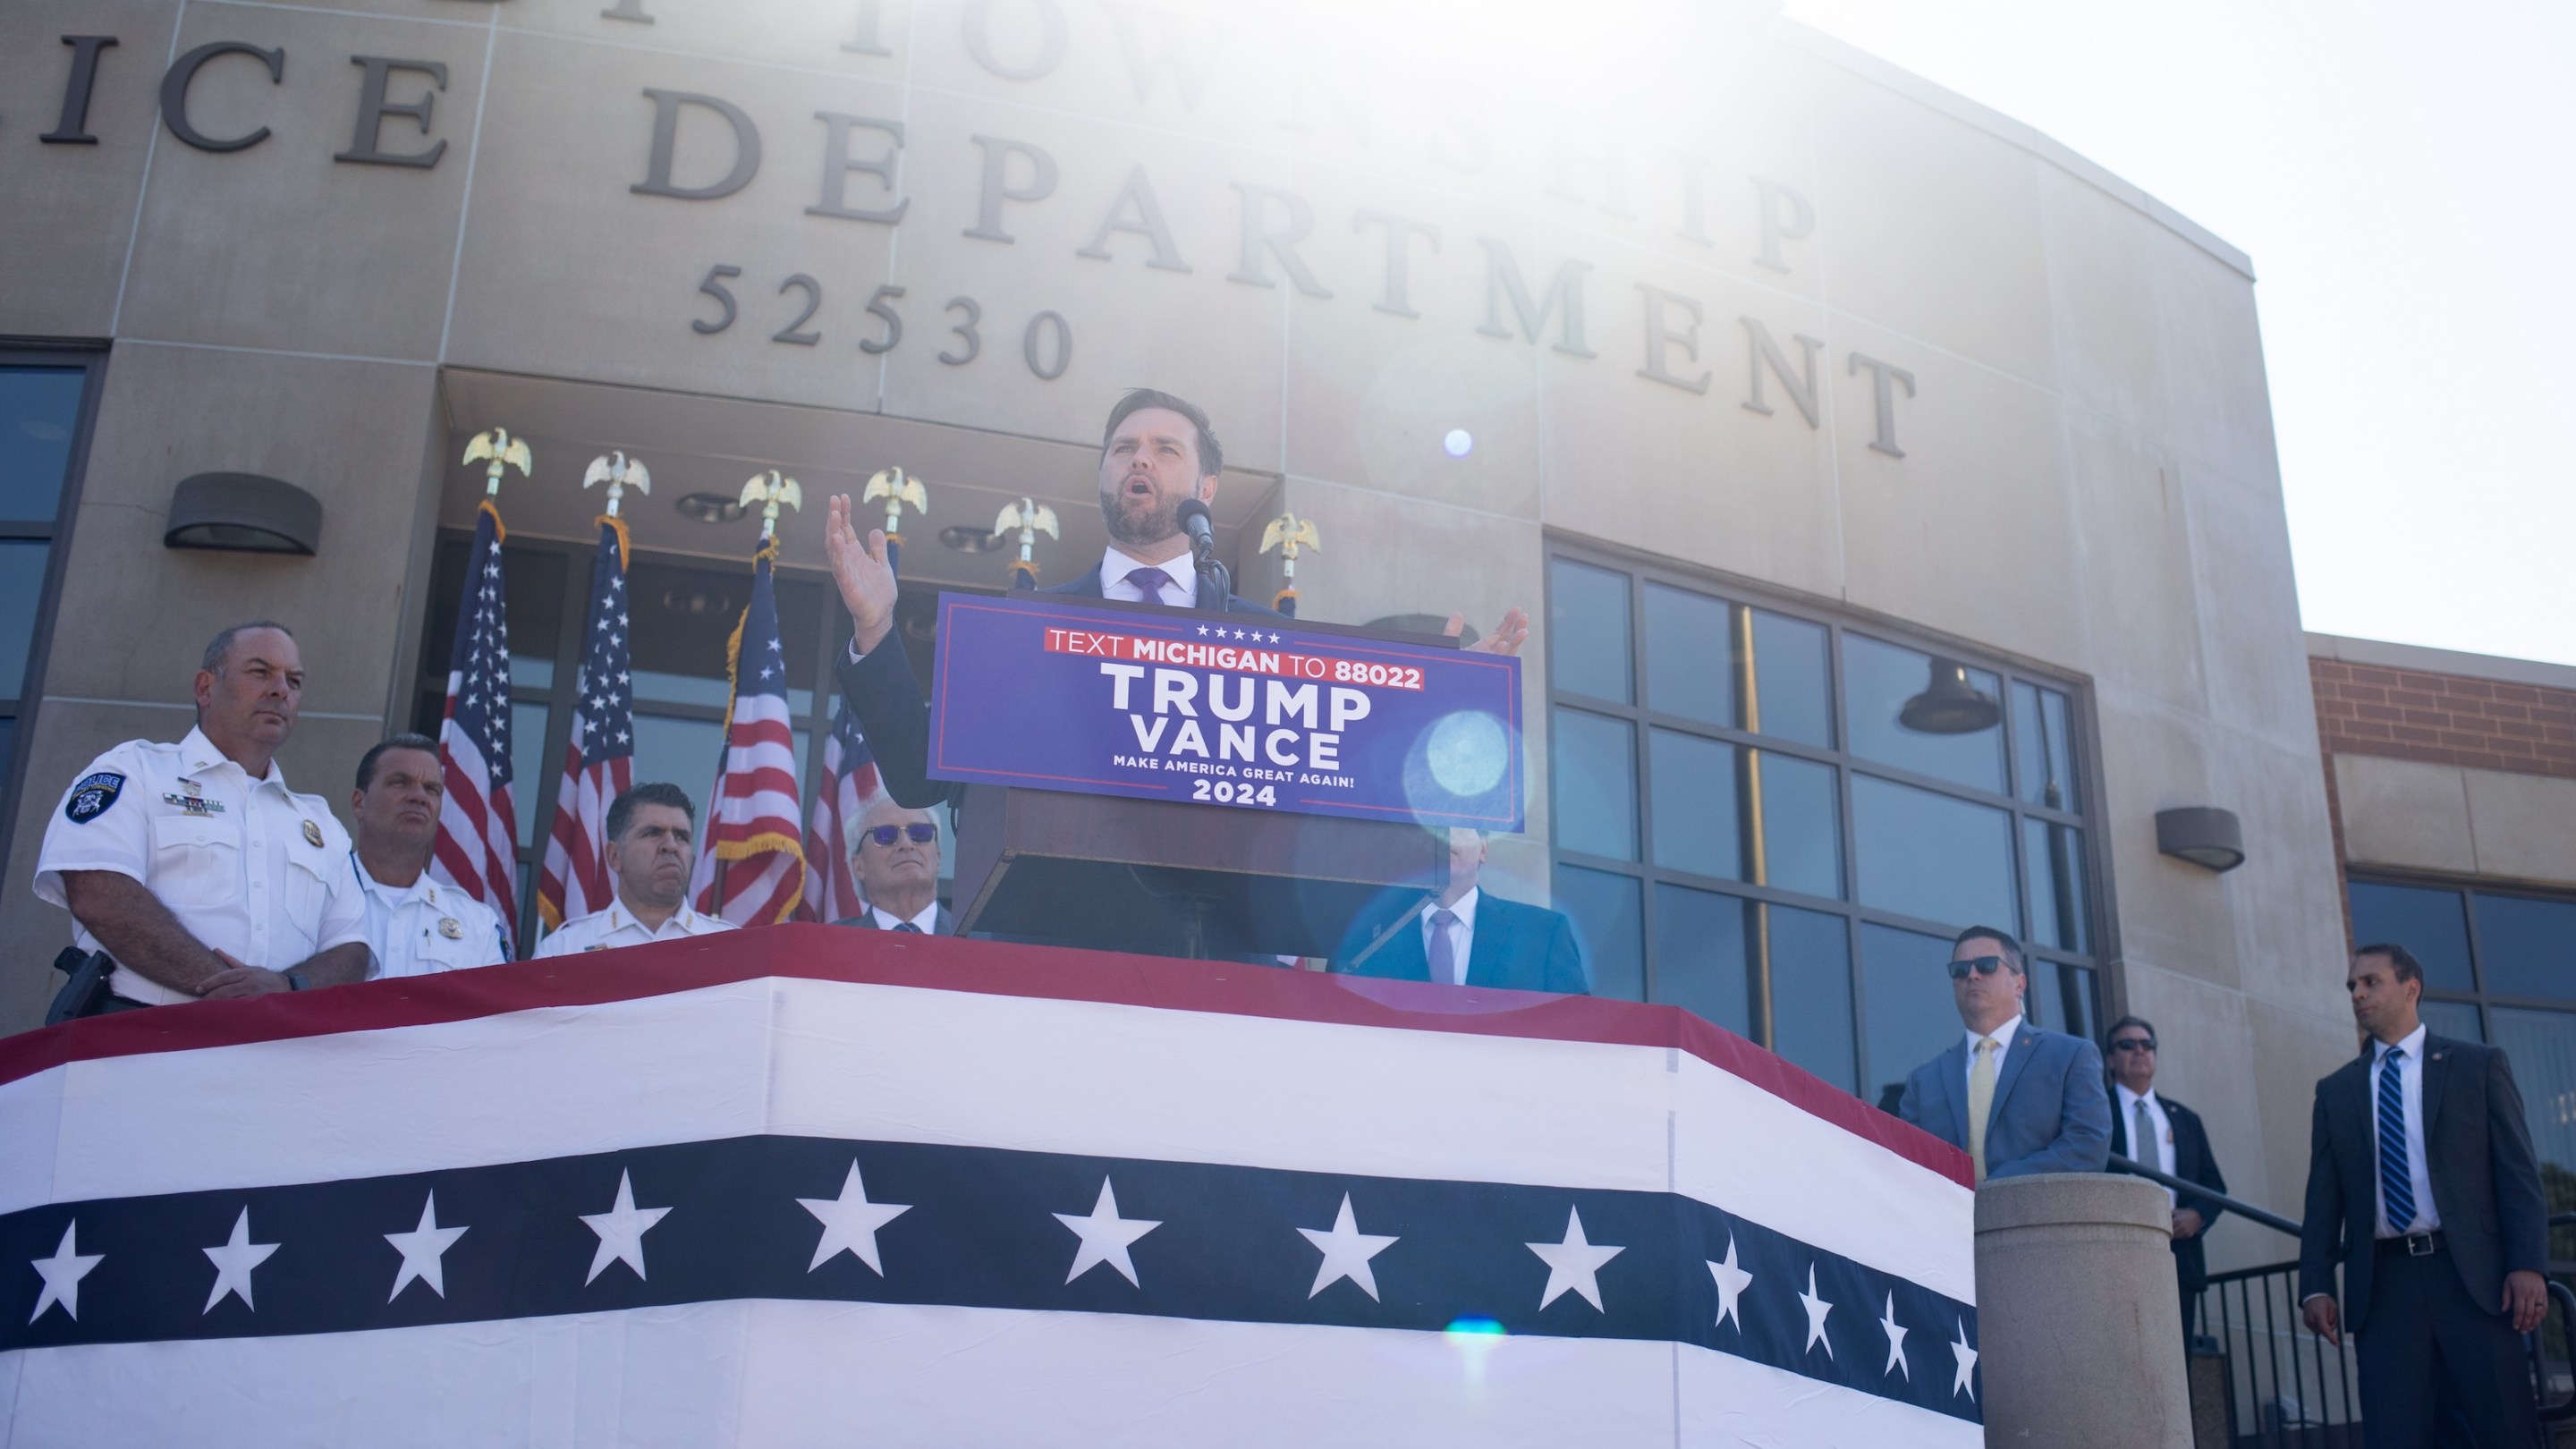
[64,772,124,823]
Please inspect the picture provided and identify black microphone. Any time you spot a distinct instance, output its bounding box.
[1175,498,1217,568]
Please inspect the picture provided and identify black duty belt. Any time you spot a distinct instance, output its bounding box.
[2375,1230,2443,1257]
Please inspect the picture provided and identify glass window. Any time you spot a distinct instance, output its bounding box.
[2348,881,2477,995]
[2419,999,2484,1043]
[1842,633,2005,793]
[1755,751,1841,901]
[1653,884,1750,1036]
[1644,582,1732,727]
[1852,775,2016,928]
[1552,708,1638,860]
[1548,558,1631,704]
[0,367,85,521]
[1557,865,1641,1001]
[2473,893,2576,1002]
[1649,728,1738,880]
[631,714,725,810]
[1860,923,1962,1106]
[1748,609,1831,748]
[0,717,13,780]
[1769,903,1853,1092]
[2488,1007,2576,1182]
[511,702,551,848]
[0,541,51,700]
[2012,682,2081,812]
[2024,818,2090,953]
[1548,549,2100,1100]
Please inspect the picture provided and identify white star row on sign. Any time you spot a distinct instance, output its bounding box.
[1054,1177,1162,1286]
[797,1161,911,1275]
[580,1170,670,1285]
[385,1193,470,1301]
[202,1208,279,1314]
[28,1222,102,1323]
[1798,1263,1835,1358]
[1525,1207,1624,1311]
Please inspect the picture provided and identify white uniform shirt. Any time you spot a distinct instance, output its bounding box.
[34,726,373,1005]
[533,896,735,957]
[2114,1083,2177,1206]
[1421,886,1481,985]
[356,855,507,979]
[1964,1012,2026,1096]
[1097,547,1200,608]
[2372,1024,2443,1236]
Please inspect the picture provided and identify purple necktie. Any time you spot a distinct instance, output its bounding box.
[1123,566,1176,606]
[1428,908,1460,985]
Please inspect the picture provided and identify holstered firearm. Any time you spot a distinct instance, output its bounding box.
[44,946,111,1026]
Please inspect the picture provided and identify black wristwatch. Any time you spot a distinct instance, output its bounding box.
[285,971,309,992]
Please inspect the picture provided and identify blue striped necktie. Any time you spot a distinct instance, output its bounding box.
[2377,1045,2415,1233]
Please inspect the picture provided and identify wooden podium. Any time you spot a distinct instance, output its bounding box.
[950,786,1442,960]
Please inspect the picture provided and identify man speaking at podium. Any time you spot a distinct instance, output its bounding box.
[826,389,1530,807]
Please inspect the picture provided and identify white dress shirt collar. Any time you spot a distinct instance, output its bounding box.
[1099,546,1199,608]
[869,898,941,933]
[1966,1012,2025,1057]
[179,725,284,790]
[2376,1021,2428,1064]
[607,895,708,938]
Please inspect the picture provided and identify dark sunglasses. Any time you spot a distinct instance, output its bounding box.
[2109,1037,2157,1054]
[862,823,938,847]
[1945,954,2013,980]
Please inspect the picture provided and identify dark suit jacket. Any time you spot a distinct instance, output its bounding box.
[2111,1094,2229,1291]
[1332,891,1589,996]
[835,570,1282,808]
[1897,1025,2114,1179]
[2298,1035,2548,1333]
[833,904,955,936]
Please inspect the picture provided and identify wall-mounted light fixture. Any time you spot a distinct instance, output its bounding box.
[1900,658,2001,734]
[164,472,323,555]
[2156,807,2246,873]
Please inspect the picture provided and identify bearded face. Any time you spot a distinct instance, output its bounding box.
[1097,407,1208,549]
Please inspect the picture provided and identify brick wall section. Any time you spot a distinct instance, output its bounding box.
[2309,658,2576,779]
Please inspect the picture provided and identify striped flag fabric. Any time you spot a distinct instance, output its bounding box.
[688,540,807,926]
[801,699,880,924]
[430,499,521,952]
[536,516,636,934]
[0,930,1980,1445]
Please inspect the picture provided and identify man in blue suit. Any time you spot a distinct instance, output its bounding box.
[1333,828,1588,995]
[1897,925,2111,1182]
[825,388,1531,807]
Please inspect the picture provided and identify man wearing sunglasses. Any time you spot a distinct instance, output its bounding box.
[2103,1015,2230,1335]
[835,799,952,935]
[1894,926,2110,1183]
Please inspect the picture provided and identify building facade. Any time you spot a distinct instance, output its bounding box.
[0,0,2353,1258]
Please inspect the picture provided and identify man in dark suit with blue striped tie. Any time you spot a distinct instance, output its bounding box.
[2299,943,2549,1449]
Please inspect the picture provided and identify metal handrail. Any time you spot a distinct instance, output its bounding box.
[2539,1279,2576,1424]
[2106,1156,2302,1238]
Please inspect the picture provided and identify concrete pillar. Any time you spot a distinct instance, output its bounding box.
[1974,1172,2190,1449]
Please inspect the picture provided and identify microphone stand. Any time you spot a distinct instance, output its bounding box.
[1196,555,1231,612]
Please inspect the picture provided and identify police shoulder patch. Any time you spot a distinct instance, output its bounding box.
[64,771,126,824]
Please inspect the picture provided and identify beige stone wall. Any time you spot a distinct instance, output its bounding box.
[0,0,2348,1251]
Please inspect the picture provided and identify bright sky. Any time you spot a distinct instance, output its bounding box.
[1781,0,2576,666]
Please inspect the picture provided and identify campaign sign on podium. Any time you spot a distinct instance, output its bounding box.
[927,593,1524,831]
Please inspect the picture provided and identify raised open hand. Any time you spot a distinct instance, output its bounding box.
[826,494,900,655]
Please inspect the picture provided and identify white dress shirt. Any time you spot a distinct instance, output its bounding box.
[532,896,735,957]
[869,899,941,933]
[1098,546,1199,608]
[2372,1023,2443,1236]
[355,855,508,978]
[1964,1012,2025,1097]
[35,726,373,1004]
[1422,886,1480,985]
[2115,1083,2177,1205]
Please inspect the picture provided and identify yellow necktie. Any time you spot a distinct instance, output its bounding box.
[1967,1037,1999,1184]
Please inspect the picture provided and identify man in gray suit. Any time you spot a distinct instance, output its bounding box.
[1897,925,2112,1182]
[834,797,953,935]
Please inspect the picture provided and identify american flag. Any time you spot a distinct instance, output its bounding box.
[536,517,635,933]
[689,541,807,926]
[801,699,881,923]
[431,500,521,952]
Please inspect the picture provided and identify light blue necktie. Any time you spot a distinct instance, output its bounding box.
[2377,1046,2415,1233]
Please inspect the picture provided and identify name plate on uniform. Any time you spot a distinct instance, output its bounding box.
[927,593,1524,831]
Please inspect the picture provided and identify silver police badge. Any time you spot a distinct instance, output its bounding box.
[437,917,463,940]
[301,819,325,847]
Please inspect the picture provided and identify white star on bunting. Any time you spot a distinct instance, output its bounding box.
[580,1170,671,1284]
[1879,1292,1909,1378]
[385,1192,469,1301]
[1526,1207,1623,1311]
[1706,1234,1752,1331]
[1054,1177,1160,1286]
[798,1161,911,1275]
[1951,1318,1980,1399]
[201,1208,278,1313]
[28,1221,102,1323]
[1296,1193,1399,1301]
[1798,1263,1835,1357]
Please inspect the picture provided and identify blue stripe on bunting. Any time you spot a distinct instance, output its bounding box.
[0,1135,1979,1422]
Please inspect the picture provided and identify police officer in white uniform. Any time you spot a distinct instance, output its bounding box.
[348,733,507,977]
[533,782,733,956]
[35,622,373,1009]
